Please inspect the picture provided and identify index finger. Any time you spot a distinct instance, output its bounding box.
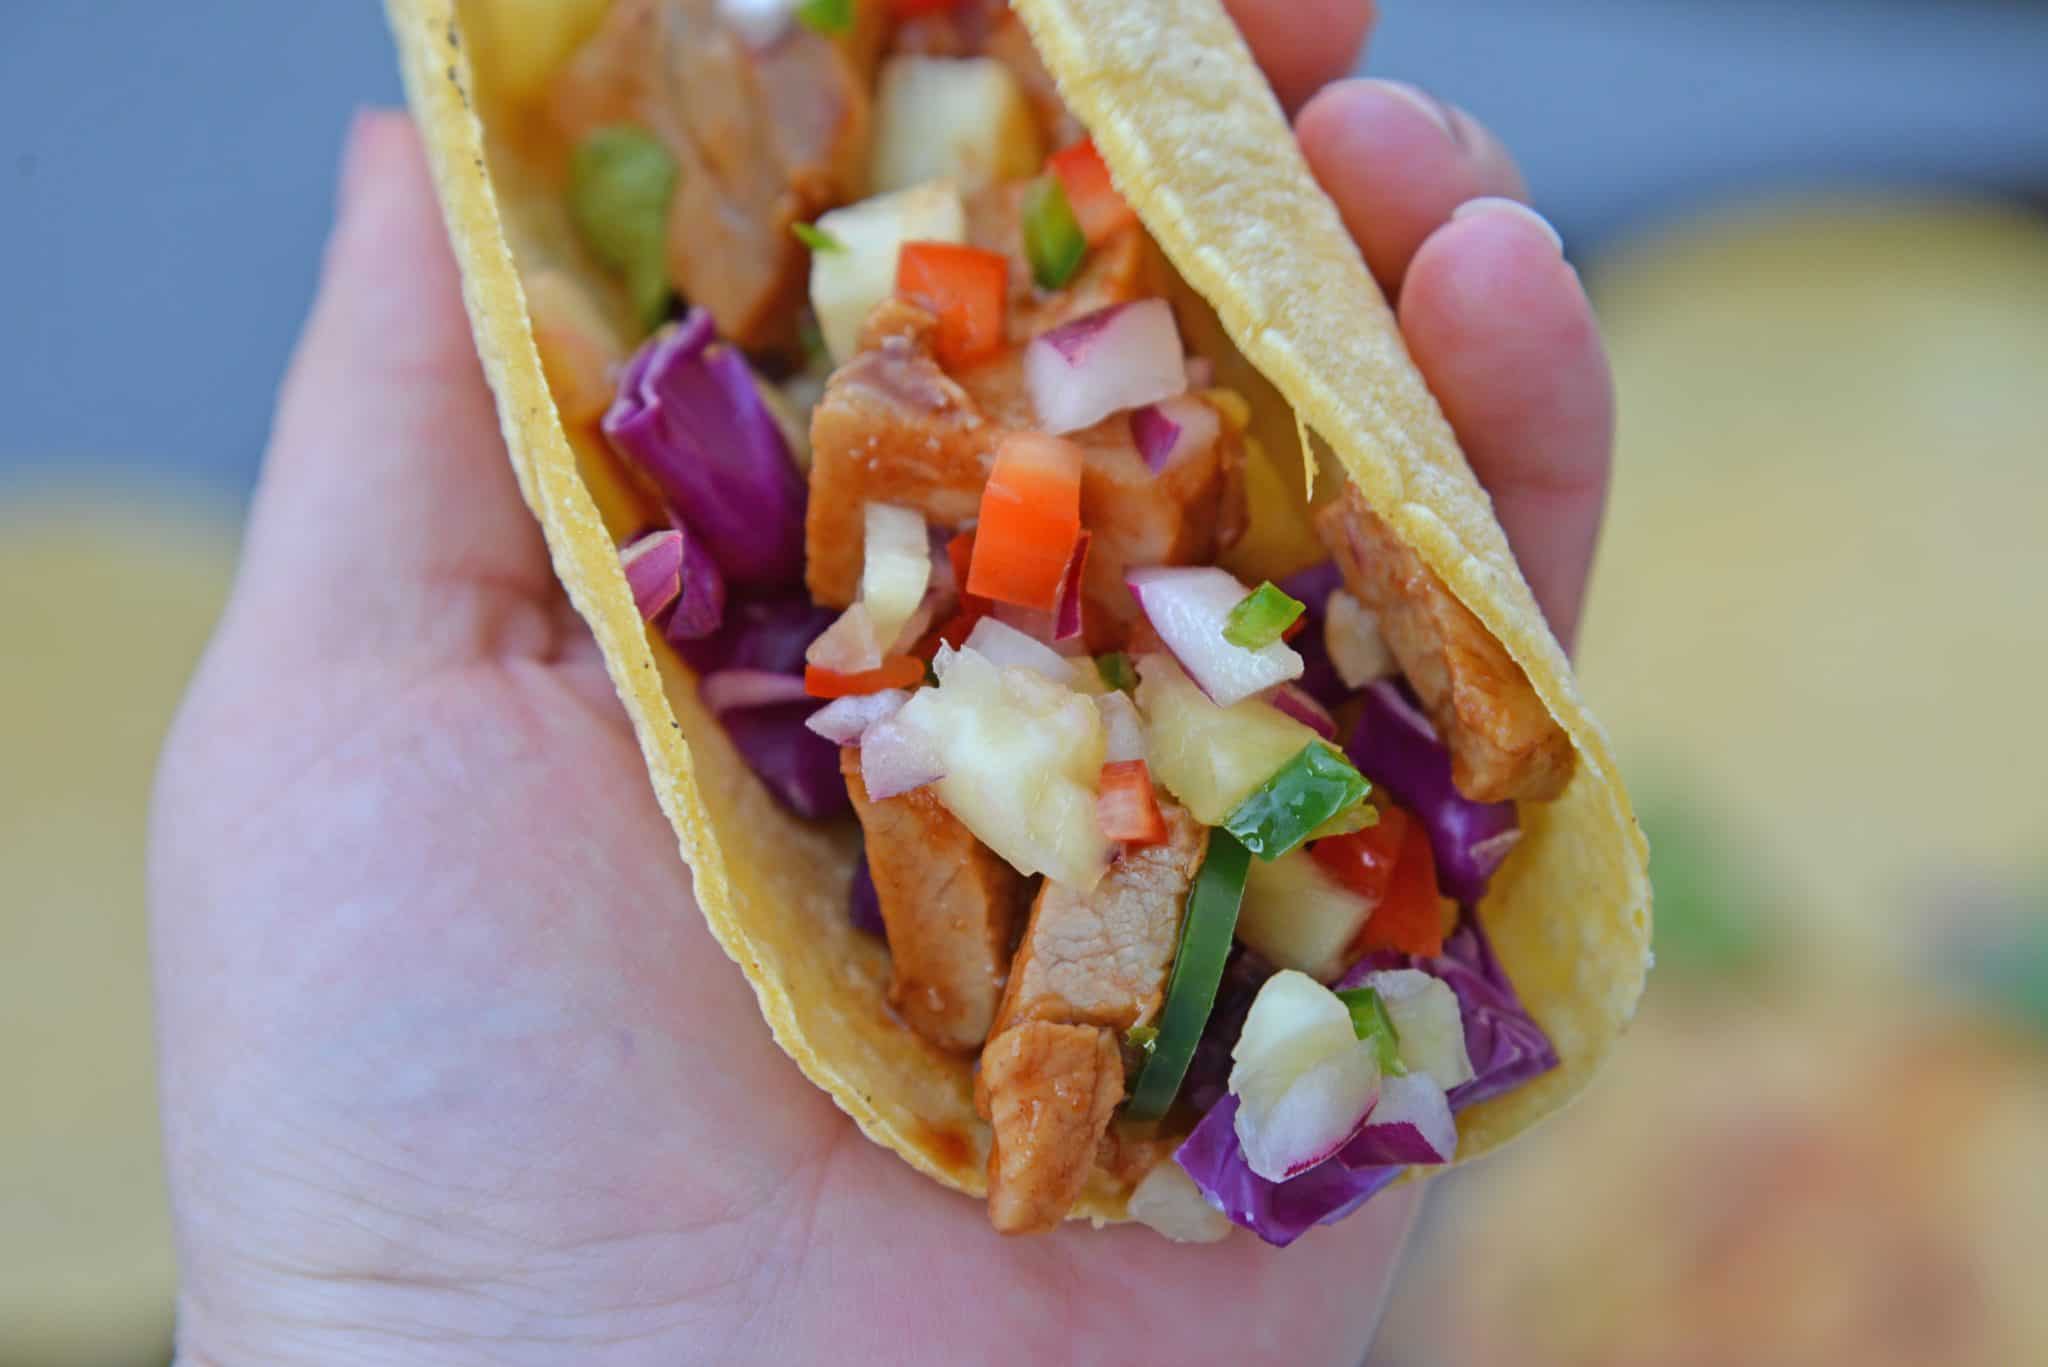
[1223,0,1377,111]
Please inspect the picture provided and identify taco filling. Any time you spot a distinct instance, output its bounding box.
[529,0,1571,1243]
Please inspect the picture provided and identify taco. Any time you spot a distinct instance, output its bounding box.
[385,0,1651,1242]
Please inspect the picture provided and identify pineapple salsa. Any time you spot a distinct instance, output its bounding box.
[534,0,1572,1243]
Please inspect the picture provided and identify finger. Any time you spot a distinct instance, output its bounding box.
[231,110,556,663]
[1224,0,1377,113]
[1396,200,1614,648]
[1296,78,1529,293]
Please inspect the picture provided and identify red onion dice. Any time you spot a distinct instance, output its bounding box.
[1026,299,1188,435]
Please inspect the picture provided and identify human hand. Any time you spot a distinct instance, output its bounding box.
[150,4,1611,1362]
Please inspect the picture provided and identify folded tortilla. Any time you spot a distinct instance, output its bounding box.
[385,0,1651,1222]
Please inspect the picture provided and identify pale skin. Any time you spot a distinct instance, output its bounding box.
[150,4,1613,1362]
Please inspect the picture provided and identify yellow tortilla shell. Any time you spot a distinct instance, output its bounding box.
[385,0,1651,1223]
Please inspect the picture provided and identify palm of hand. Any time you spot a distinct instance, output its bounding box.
[156,625,1408,1364]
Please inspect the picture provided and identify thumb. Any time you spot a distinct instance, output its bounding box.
[228,110,557,666]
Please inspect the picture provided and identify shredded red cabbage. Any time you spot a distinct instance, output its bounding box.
[849,852,885,938]
[717,699,850,820]
[671,592,837,677]
[665,519,728,640]
[603,310,807,590]
[621,520,728,641]
[662,589,844,818]
[1275,559,1346,706]
[1174,915,1553,1245]
[621,529,684,623]
[1175,1095,1404,1247]
[1181,945,1274,1115]
[1345,680,1521,904]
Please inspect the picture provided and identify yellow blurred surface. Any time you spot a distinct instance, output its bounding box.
[1375,199,2048,1365]
[0,496,234,1364]
[1378,995,2048,1367]
[1578,198,2048,963]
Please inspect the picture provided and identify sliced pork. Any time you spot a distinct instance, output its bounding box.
[977,1021,1123,1234]
[978,802,1205,1230]
[1316,487,1574,803]
[843,748,1029,1052]
[547,0,875,352]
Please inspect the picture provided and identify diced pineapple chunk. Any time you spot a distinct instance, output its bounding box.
[1133,654,1318,824]
[1228,970,1382,1181]
[1237,850,1375,981]
[898,646,1109,888]
[860,503,931,648]
[808,183,967,364]
[1127,1160,1232,1243]
[1359,969,1475,1091]
[871,56,1044,196]
[1231,971,1361,1108]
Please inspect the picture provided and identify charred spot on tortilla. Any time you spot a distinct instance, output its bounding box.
[386,0,1649,1240]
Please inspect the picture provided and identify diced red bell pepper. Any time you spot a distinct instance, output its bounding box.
[896,241,1009,371]
[1311,805,1408,904]
[804,655,927,699]
[1049,138,1137,246]
[966,432,1083,611]
[1355,810,1447,958]
[890,0,959,15]
[1097,759,1168,845]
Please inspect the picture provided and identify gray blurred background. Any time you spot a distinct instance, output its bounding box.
[3,0,2044,494]
[3,4,2046,1365]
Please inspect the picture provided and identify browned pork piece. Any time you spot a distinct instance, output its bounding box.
[1073,414,1245,647]
[977,802,1206,1233]
[977,1022,1123,1234]
[842,750,1028,1053]
[1315,486,1574,802]
[805,301,1003,606]
[807,302,1243,645]
[547,0,879,352]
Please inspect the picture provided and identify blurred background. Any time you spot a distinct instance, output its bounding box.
[2,2,2044,1363]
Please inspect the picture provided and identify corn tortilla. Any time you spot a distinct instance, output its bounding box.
[385,0,1650,1222]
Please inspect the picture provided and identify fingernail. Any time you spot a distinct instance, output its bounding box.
[1452,196,1564,253]
[1369,80,1467,150]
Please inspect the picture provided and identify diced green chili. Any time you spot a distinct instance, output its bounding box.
[1125,830,1252,1122]
[1222,743,1371,860]
[1223,581,1306,650]
[1022,175,1087,291]
[795,0,854,36]
[568,125,678,330]
[791,221,844,253]
[1095,651,1138,694]
[1334,987,1407,1076]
